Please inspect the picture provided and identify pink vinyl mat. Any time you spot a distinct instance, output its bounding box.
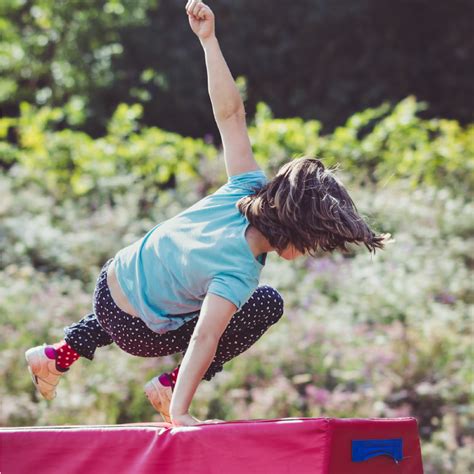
[0,417,424,474]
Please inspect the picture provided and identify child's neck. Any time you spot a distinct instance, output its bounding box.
[245,225,274,258]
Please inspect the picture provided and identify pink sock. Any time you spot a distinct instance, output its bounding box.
[169,365,180,388]
[159,366,180,390]
[44,340,80,370]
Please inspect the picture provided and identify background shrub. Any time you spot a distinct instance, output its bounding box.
[1,98,473,472]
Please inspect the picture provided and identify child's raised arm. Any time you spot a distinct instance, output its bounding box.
[186,1,260,177]
[186,1,242,120]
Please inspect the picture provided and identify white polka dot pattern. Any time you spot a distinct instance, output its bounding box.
[64,259,285,381]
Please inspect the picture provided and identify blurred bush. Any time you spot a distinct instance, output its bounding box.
[0,99,473,473]
[0,101,218,206]
[250,97,474,196]
[1,0,473,137]
[1,97,472,202]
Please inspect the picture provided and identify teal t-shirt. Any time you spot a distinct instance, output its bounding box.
[113,169,269,334]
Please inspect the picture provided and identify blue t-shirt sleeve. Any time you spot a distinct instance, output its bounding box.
[215,169,269,195]
[207,273,257,311]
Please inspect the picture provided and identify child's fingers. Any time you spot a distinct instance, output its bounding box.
[185,0,196,13]
[185,0,196,14]
[196,4,207,19]
[186,1,210,21]
[191,1,202,16]
[185,0,199,17]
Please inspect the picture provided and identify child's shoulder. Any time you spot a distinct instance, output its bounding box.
[217,169,268,195]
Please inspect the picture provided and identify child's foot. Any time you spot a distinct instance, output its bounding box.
[25,343,70,400]
[144,366,179,423]
[144,373,174,423]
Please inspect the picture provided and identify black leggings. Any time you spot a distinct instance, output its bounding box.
[63,258,284,381]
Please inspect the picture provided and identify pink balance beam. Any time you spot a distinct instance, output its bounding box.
[0,417,424,474]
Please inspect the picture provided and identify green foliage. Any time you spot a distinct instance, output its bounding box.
[249,97,474,194]
[331,97,474,193]
[1,1,473,137]
[249,102,324,174]
[1,100,473,473]
[1,97,472,204]
[0,0,157,126]
[1,102,217,200]
[1,175,472,472]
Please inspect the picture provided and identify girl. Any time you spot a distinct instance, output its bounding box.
[25,1,389,427]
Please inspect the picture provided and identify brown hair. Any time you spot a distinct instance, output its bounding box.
[236,157,387,256]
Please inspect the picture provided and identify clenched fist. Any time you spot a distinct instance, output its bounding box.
[185,1,215,41]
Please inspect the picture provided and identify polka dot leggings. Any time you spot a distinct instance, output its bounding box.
[63,258,284,381]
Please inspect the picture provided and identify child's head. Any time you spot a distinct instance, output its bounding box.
[237,156,387,258]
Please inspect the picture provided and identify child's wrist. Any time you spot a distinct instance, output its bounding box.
[170,401,189,418]
[170,409,188,419]
[200,34,217,47]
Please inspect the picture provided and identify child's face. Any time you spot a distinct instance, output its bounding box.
[277,244,304,260]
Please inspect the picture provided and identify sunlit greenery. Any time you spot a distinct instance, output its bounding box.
[1,1,471,137]
[1,96,473,473]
